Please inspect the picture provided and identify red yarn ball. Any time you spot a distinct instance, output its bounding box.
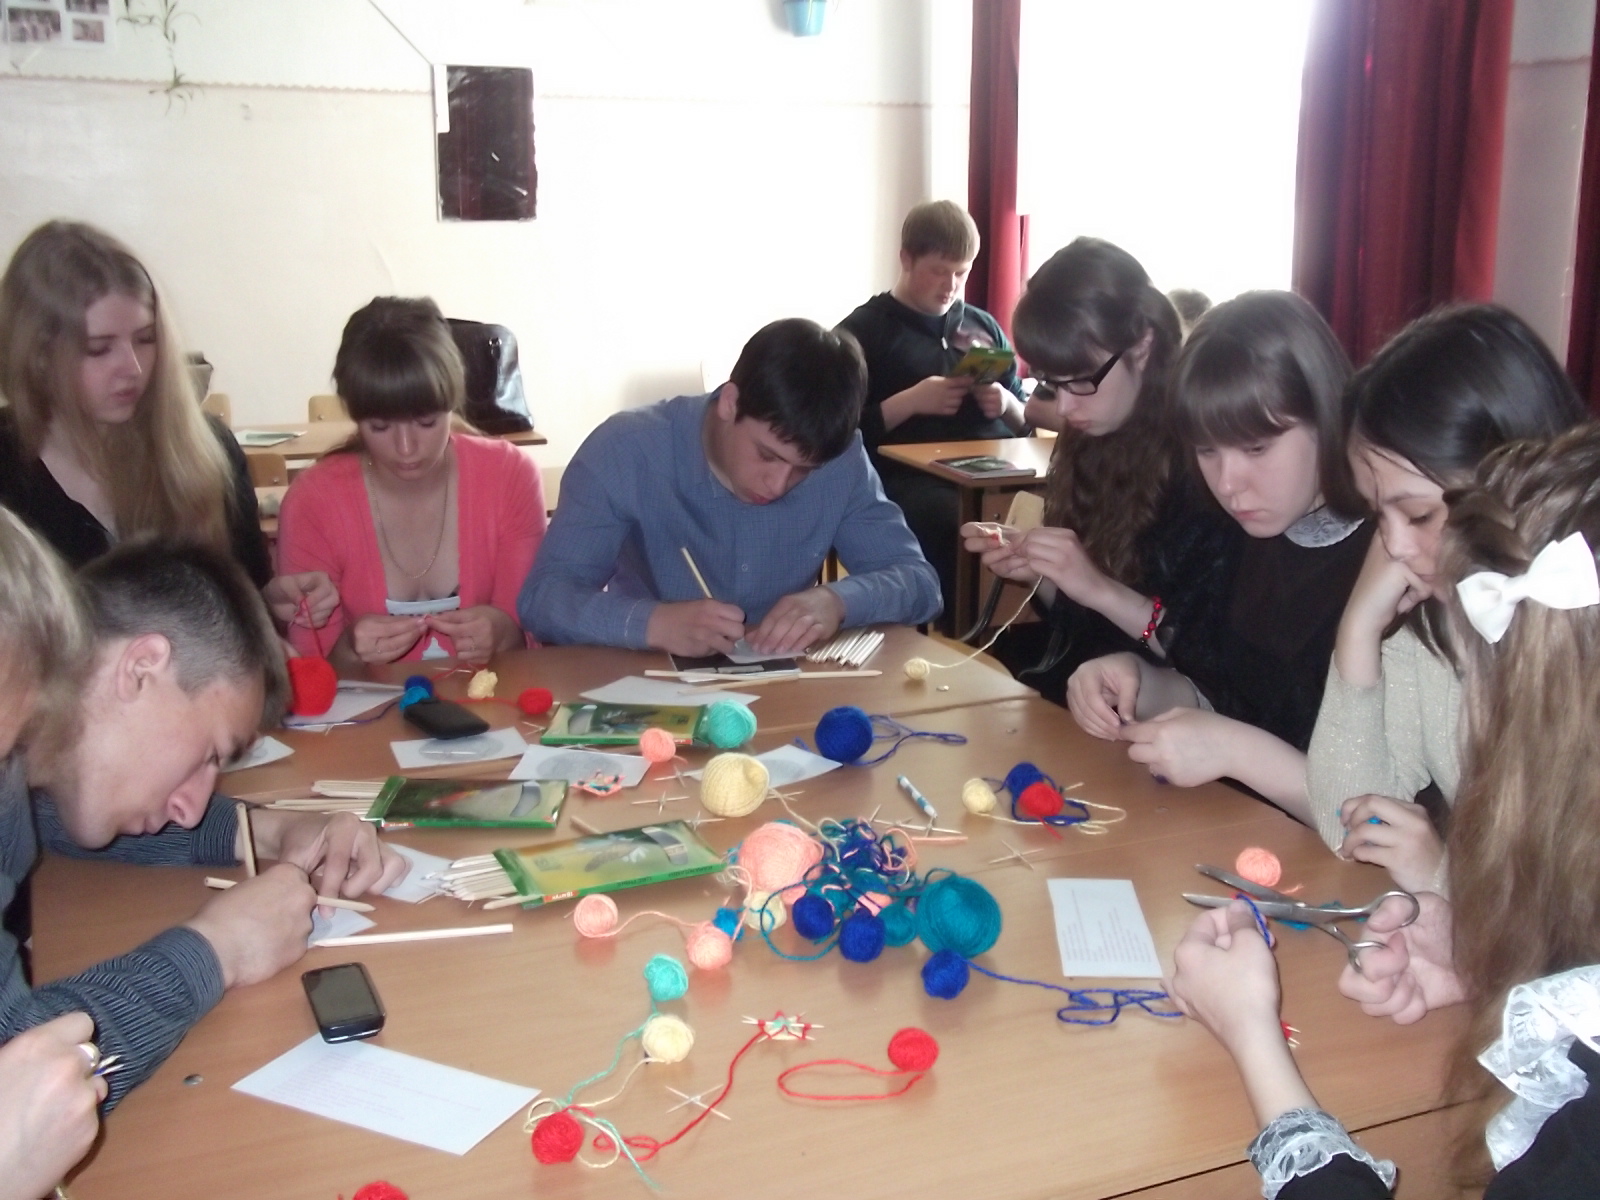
[887,1027,939,1072]
[531,1111,585,1163]
[517,687,555,716]
[1017,780,1064,819]
[286,656,338,717]
[351,1185,408,1200]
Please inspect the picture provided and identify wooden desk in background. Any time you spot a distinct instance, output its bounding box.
[239,421,546,475]
[878,436,1056,635]
[33,633,1464,1199]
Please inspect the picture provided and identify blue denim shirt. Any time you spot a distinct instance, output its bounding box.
[519,392,941,648]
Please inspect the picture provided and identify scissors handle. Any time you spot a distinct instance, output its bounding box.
[1363,890,1422,928]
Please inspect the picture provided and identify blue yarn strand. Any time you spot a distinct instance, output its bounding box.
[854,714,968,767]
[965,960,1183,1025]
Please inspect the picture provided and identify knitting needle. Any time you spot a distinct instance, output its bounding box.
[680,547,714,600]
[236,802,257,877]
[311,924,514,947]
[204,876,374,912]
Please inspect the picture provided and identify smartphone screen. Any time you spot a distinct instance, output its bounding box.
[303,963,385,1042]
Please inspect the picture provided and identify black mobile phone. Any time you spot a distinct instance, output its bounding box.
[402,697,489,740]
[302,962,386,1043]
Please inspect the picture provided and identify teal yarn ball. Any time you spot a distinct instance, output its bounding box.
[879,901,916,947]
[915,874,1001,958]
[702,700,758,749]
[643,953,689,1003]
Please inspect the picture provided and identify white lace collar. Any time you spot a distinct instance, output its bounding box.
[1283,506,1364,548]
[1479,964,1600,1169]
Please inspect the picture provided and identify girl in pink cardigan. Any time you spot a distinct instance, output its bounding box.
[277,297,545,666]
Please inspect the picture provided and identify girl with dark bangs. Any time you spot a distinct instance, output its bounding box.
[1169,424,1600,1199]
[1067,290,1372,821]
[960,237,1220,701]
[276,297,546,666]
[1307,304,1587,893]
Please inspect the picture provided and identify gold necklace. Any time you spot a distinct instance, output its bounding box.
[365,457,452,582]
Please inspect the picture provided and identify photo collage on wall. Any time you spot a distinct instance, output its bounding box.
[3,0,114,49]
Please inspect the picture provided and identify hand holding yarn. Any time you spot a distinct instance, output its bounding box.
[1168,901,1284,1054]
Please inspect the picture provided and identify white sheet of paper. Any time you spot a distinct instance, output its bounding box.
[389,727,528,770]
[1046,878,1164,979]
[284,682,404,731]
[222,735,293,773]
[579,676,758,707]
[309,908,374,946]
[232,1035,539,1155]
[686,743,838,787]
[383,843,454,903]
[507,744,650,788]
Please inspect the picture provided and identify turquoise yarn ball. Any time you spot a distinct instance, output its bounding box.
[879,901,916,947]
[702,700,758,749]
[643,953,689,1003]
[915,874,1001,957]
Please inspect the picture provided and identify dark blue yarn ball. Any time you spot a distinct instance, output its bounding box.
[922,949,970,998]
[880,902,917,947]
[1003,761,1048,797]
[838,912,886,962]
[403,674,434,694]
[792,892,837,941]
[815,706,874,764]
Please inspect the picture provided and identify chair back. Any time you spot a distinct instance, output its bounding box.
[247,452,288,488]
[308,394,345,422]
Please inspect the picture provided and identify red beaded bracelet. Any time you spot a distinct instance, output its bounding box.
[1141,597,1163,645]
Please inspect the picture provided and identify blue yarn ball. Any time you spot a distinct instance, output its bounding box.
[399,684,432,709]
[916,874,1002,958]
[642,953,689,1003]
[922,948,970,998]
[879,901,917,947]
[1003,761,1048,797]
[712,906,744,938]
[701,700,758,749]
[815,706,874,764]
[838,912,886,963]
[791,892,837,941]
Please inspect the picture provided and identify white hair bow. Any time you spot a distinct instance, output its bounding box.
[1455,532,1600,644]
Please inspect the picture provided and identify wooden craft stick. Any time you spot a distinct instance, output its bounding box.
[680,547,714,600]
[311,924,514,948]
[236,802,257,877]
[312,780,385,799]
[204,877,374,912]
[681,669,883,694]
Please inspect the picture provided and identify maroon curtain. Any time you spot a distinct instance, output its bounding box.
[1567,15,1600,413]
[1293,0,1513,364]
[968,0,1027,337]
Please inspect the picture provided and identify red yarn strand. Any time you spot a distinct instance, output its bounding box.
[775,1060,930,1102]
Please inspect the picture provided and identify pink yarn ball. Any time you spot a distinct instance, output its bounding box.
[638,726,677,765]
[1234,847,1283,888]
[573,893,619,937]
[739,822,823,898]
[684,921,733,970]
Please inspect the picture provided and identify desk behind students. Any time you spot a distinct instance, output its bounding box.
[33,667,1465,1199]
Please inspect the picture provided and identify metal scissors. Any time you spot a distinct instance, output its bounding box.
[1184,863,1421,972]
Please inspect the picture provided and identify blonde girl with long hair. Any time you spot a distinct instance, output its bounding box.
[0,220,329,627]
[1169,422,1600,1198]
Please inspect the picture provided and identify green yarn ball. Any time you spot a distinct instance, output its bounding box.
[915,874,1001,958]
[701,700,757,749]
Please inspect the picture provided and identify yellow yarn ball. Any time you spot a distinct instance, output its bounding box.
[744,890,787,931]
[904,657,932,681]
[641,1013,695,1063]
[700,752,769,817]
[466,669,499,699]
[961,778,999,814]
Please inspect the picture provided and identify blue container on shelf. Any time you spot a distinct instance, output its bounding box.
[784,0,826,37]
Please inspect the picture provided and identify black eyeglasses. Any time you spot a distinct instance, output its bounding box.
[1034,349,1124,398]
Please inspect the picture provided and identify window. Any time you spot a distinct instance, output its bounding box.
[1018,1,1314,303]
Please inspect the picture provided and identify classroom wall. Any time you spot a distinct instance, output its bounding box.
[1493,0,1595,359]
[0,0,973,466]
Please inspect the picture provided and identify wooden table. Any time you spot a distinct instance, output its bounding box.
[238,421,546,472]
[878,436,1055,636]
[33,644,1464,1199]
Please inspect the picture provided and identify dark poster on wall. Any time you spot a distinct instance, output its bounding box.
[437,65,536,221]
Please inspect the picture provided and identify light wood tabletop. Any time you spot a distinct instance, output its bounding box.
[33,650,1466,1199]
[877,436,1056,635]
